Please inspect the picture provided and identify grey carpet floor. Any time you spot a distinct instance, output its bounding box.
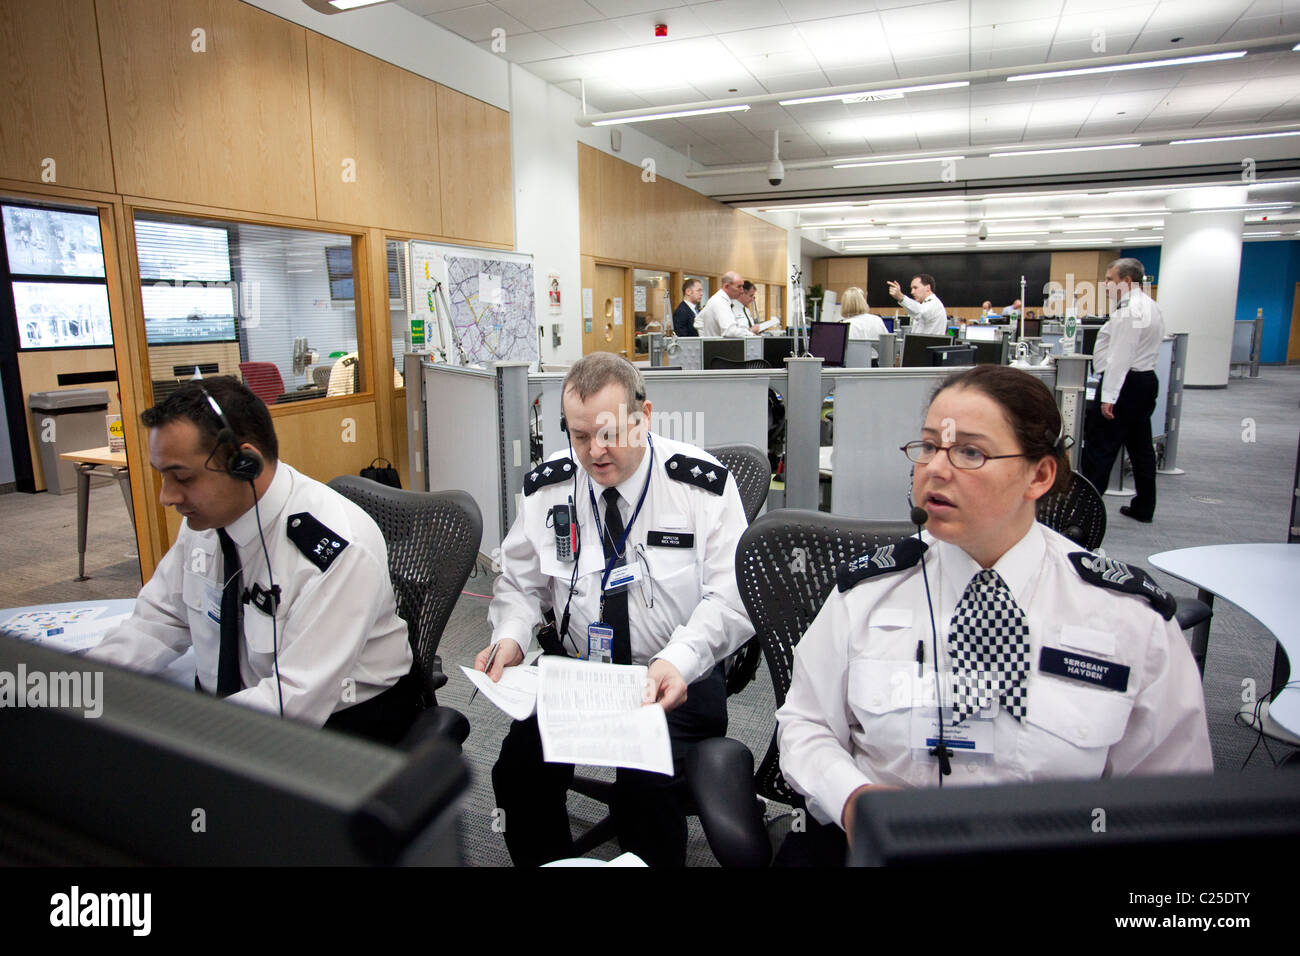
[2,364,1296,866]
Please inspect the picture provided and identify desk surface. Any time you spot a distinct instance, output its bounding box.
[1149,543,1300,734]
[59,445,127,467]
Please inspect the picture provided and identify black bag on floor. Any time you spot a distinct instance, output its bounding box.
[361,457,401,489]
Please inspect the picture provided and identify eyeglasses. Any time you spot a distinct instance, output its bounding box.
[899,440,1030,470]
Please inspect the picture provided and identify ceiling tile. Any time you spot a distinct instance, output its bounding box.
[778,0,882,21]
[608,7,713,43]
[494,0,605,31]
[476,31,572,62]
[820,63,906,85]
[970,0,1065,26]
[891,52,972,76]
[890,28,971,59]
[760,70,834,92]
[719,24,812,57]
[880,0,972,35]
[401,0,480,15]
[741,50,824,77]
[587,0,687,15]
[542,19,641,54]
[796,12,893,60]
[427,4,531,41]
[1046,34,1140,60]
[690,0,795,34]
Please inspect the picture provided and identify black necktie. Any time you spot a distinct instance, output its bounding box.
[947,569,1030,725]
[601,487,631,665]
[215,528,245,697]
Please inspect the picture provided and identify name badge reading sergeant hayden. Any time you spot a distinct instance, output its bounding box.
[1038,646,1130,692]
[647,530,694,549]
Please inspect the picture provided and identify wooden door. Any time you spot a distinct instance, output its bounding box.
[1288,282,1300,364]
[588,264,629,357]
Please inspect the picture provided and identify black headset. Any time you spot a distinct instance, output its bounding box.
[200,386,263,483]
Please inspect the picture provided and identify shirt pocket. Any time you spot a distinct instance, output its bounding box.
[244,608,278,655]
[539,544,603,599]
[1020,675,1135,776]
[848,658,914,720]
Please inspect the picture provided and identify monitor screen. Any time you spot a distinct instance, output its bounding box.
[13,281,113,349]
[2,205,105,277]
[965,325,999,343]
[881,317,895,333]
[809,321,849,368]
[901,333,953,367]
[763,335,795,367]
[1082,326,1102,355]
[929,345,976,367]
[702,338,746,369]
[970,341,1003,365]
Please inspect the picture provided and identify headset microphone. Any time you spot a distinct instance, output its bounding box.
[911,503,952,782]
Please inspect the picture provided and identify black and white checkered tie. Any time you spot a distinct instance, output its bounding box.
[947,569,1030,725]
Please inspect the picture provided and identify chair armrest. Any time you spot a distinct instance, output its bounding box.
[684,737,771,867]
[399,705,470,750]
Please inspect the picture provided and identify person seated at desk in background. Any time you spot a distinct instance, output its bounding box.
[980,300,994,322]
[475,353,753,867]
[888,273,946,335]
[89,377,420,744]
[1002,298,1023,317]
[774,365,1211,866]
[696,270,759,337]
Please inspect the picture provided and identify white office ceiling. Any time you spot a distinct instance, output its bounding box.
[391,0,1300,249]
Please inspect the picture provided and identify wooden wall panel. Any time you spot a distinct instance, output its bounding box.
[577,145,786,284]
[0,0,115,192]
[96,0,315,219]
[437,86,513,245]
[272,400,379,484]
[308,36,442,235]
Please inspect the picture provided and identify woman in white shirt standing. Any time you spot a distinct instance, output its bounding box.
[839,286,890,364]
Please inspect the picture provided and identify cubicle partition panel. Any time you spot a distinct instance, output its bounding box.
[826,366,1056,520]
[640,370,772,453]
[420,362,509,551]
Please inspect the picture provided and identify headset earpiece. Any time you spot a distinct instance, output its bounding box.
[560,414,568,434]
[228,444,263,482]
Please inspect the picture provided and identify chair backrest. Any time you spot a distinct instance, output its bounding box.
[704,443,770,525]
[327,476,483,707]
[735,509,917,805]
[311,365,332,389]
[239,361,285,405]
[707,356,772,370]
[1036,470,1106,551]
[701,443,772,697]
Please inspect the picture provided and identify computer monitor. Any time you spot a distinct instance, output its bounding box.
[969,340,1004,365]
[701,338,745,369]
[809,321,849,368]
[901,333,953,367]
[763,335,795,367]
[928,344,976,367]
[964,325,1000,343]
[881,317,895,333]
[1082,326,1102,355]
[1021,318,1042,338]
[0,636,469,865]
[849,772,1300,867]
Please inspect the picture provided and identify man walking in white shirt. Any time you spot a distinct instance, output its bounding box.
[888,273,947,335]
[696,270,756,337]
[1081,257,1165,522]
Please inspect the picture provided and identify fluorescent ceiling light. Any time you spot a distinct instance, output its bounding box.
[1007,51,1246,82]
[1048,238,1116,243]
[1061,223,1161,232]
[988,230,1051,235]
[984,240,1038,245]
[780,81,969,107]
[1122,237,1161,242]
[592,104,750,126]
[798,219,875,229]
[917,243,967,248]
[895,231,968,238]
[833,155,965,169]
[1247,232,1283,237]
[1170,130,1300,145]
[991,144,1141,158]
[1190,203,1292,213]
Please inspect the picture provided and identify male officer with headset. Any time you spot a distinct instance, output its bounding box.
[475,352,753,867]
[90,376,419,743]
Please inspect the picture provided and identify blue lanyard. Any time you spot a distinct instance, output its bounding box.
[588,436,654,595]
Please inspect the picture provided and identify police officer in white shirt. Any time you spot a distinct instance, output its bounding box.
[888,272,947,335]
[775,365,1211,865]
[1081,257,1166,522]
[90,377,419,743]
[475,353,753,866]
[696,270,757,337]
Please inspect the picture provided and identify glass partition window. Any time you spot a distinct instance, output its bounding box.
[134,212,365,405]
[386,239,410,383]
[2,203,112,350]
[633,268,670,358]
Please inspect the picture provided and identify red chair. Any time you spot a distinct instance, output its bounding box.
[239,361,285,405]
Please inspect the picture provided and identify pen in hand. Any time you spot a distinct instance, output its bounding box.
[470,642,503,705]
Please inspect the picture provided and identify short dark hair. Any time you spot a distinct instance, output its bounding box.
[562,353,646,411]
[141,376,279,464]
[741,280,756,293]
[912,273,936,292]
[682,278,701,296]
[930,365,1068,493]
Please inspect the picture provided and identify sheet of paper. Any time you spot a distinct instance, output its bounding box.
[536,656,673,775]
[460,663,539,721]
[479,272,502,307]
[0,607,123,654]
[756,317,780,332]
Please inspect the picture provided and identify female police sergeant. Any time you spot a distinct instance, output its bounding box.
[775,365,1212,864]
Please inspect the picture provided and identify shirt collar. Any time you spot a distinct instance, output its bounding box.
[935,521,1045,608]
[223,461,291,548]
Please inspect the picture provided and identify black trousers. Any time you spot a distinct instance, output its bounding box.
[492,663,727,867]
[324,669,422,746]
[1081,369,1159,520]
[774,814,849,867]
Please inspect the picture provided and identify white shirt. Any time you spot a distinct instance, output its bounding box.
[843,312,890,358]
[488,433,753,686]
[776,523,1212,828]
[90,463,413,724]
[695,289,753,338]
[898,293,947,335]
[1093,287,1165,405]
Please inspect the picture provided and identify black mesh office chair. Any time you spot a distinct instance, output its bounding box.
[686,510,918,866]
[1036,470,1213,672]
[708,357,773,370]
[328,476,482,742]
[568,444,771,856]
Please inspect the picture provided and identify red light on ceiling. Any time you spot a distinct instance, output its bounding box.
[655,23,668,37]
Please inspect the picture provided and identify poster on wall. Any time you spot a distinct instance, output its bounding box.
[409,241,537,366]
[547,273,561,313]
